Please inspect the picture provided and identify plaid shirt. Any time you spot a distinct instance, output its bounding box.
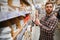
[39,13,58,40]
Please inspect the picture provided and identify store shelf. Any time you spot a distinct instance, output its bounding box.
[12,16,30,40]
[16,20,30,40]
[13,28,23,39]
[15,15,30,40]
[0,11,31,22]
[0,0,33,40]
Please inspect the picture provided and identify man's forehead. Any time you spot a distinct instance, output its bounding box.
[46,4,53,7]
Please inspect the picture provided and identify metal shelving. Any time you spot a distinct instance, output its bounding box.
[0,11,31,22]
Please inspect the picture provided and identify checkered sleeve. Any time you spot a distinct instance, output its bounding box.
[40,18,58,33]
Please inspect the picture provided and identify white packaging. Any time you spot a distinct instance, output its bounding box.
[0,0,8,3]
[12,0,20,7]
[0,0,8,6]
[12,24,17,32]
[0,27,11,34]
[0,38,13,40]
[20,20,24,27]
[0,12,8,22]
[31,4,36,22]
[27,25,31,32]
[0,6,8,12]
[0,33,11,38]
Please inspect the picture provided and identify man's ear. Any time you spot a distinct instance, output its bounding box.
[53,5,55,11]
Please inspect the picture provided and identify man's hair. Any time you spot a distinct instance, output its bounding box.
[45,2,53,6]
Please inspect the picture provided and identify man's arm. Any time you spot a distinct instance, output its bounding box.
[35,18,58,33]
[35,18,50,30]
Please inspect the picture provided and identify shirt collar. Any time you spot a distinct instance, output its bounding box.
[46,12,53,17]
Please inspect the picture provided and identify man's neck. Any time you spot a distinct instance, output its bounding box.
[46,12,53,16]
[46,14,51,16]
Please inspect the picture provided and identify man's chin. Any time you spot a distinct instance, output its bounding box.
[47,11,52,14]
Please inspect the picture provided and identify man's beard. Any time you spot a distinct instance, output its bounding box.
[46,11,52,14]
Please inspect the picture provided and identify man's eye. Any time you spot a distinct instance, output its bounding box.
[50,6,52,8]
[46,6,48,8]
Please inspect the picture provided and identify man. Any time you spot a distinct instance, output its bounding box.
[35,2,58,40]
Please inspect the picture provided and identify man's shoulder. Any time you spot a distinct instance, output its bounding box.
[51,14,57,20]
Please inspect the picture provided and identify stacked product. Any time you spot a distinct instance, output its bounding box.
[0,27,13,40]
[22,24,32,40]
[0,0,8,21]
[0,0,8,12]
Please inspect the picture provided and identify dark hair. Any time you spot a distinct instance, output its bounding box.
[45,2,53,6]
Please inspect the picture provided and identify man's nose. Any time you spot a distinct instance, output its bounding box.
[48,7,51,10]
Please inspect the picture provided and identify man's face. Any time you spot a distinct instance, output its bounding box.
[45,4,53,14]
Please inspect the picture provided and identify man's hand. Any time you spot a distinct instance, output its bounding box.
[35,18,40,25]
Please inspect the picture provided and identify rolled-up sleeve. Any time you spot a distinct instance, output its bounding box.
[40,18,58,33]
